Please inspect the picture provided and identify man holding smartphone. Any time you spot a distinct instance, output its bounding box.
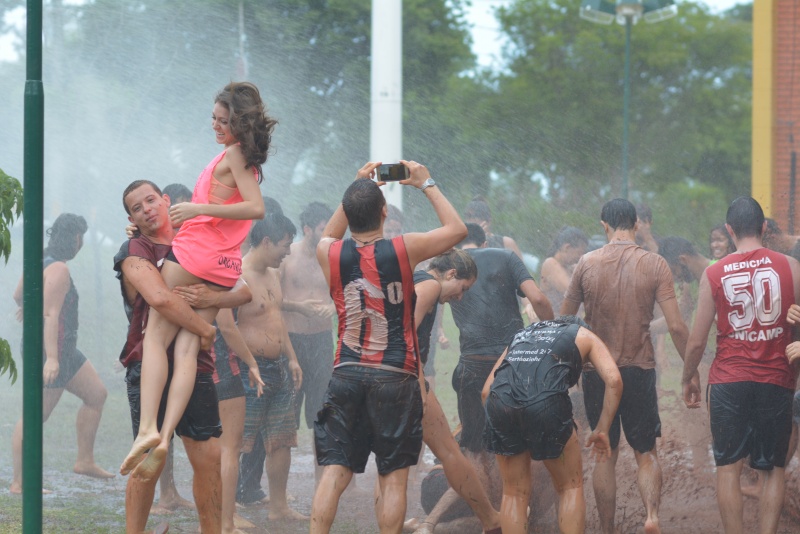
[310,160,467,534]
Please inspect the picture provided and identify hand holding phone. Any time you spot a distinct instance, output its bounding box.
[378,163,409,182]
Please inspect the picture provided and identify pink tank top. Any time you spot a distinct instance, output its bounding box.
[171,149,257,287]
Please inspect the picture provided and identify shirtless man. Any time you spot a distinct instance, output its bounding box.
[116,180,251,533]
[280,202,335,447]
[238,212,306,521]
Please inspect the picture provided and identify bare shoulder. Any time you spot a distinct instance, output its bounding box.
[317,237,337,256]
[44,261,69,281]
[540,256,559,273]
[573,326,597,354]
[224,143,246,163]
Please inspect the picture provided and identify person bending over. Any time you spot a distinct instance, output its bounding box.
[482,316,622,534]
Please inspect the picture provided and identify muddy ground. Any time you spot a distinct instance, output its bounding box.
[2,340,800,532]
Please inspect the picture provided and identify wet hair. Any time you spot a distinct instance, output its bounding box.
[464,197,492,223]
[429,249,478,281]
[547,226,588,257]
[214,81,278,182]
[249,213,297,248]
[658,236,696,282]
[263,196,284,216]
[45,213,88,261]
[600,198,637,231]
[162,183,192,205]
[300,202,333,231]
[386,204,404,226]
[726,196,765,239]
[636,203,653,224]
[122,180,162,214]
[556,314,591,331]
[341,179,386,233]
[709,224,735,256]
[460,223,486,247]
[658,236,696,264]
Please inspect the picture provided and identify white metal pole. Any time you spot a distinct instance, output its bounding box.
[370,0,403,209]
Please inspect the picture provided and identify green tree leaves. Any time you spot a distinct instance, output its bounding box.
[0,167,21,384]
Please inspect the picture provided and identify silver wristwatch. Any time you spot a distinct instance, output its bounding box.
[420,178,436,191]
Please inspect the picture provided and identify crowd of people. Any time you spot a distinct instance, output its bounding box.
[11,80,800,534]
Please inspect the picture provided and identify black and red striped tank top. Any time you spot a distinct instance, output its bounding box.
[328,236,419,373]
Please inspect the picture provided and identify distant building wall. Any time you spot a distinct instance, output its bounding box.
[754,0,800,233]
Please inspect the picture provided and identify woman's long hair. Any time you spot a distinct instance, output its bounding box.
[215,81,278,183]
[44,213,88,261]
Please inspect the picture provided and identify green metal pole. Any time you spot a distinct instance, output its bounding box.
[23,0,44,532]
[622,14,632,199]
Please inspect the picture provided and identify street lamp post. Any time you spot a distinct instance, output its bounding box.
[579,0,677,199]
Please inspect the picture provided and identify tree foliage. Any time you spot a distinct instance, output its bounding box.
[0,1,752,254]
[0,167,21,384]
[449,0,751,254]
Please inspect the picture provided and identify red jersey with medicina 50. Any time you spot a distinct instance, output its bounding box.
[708,247,795,389]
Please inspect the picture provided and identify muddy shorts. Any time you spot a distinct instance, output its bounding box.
[242,356,297,454]
[214,346,245,402]
[45,348,88,389]
[452,357,498,452]
[484,392,575,460]
[125,361,222,442]
[288,331,334,429]
[583,367,661,453]
[314,365,423,476]
[709,381,793,469]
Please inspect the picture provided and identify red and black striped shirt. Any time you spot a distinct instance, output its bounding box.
[328,236,419,374]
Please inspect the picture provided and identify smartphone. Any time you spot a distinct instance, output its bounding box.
[378,163,409,182]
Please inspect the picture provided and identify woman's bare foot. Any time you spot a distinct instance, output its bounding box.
[73,462,115,479]
[120,432,161,475]
[268,506,308,521]
[131,444,168,482]
[9,481,52,495]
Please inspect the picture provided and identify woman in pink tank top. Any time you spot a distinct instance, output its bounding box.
[121,82,276,482]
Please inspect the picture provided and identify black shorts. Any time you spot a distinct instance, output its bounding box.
[126,361,222,442]
[215,351,245,402]
[45,348,88,389]
[452,358,497,452]
[484,392,575,461]
[314,365,423,476]
[709,381,793,470]
[583,367,661,453]
[288,331,334,429]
